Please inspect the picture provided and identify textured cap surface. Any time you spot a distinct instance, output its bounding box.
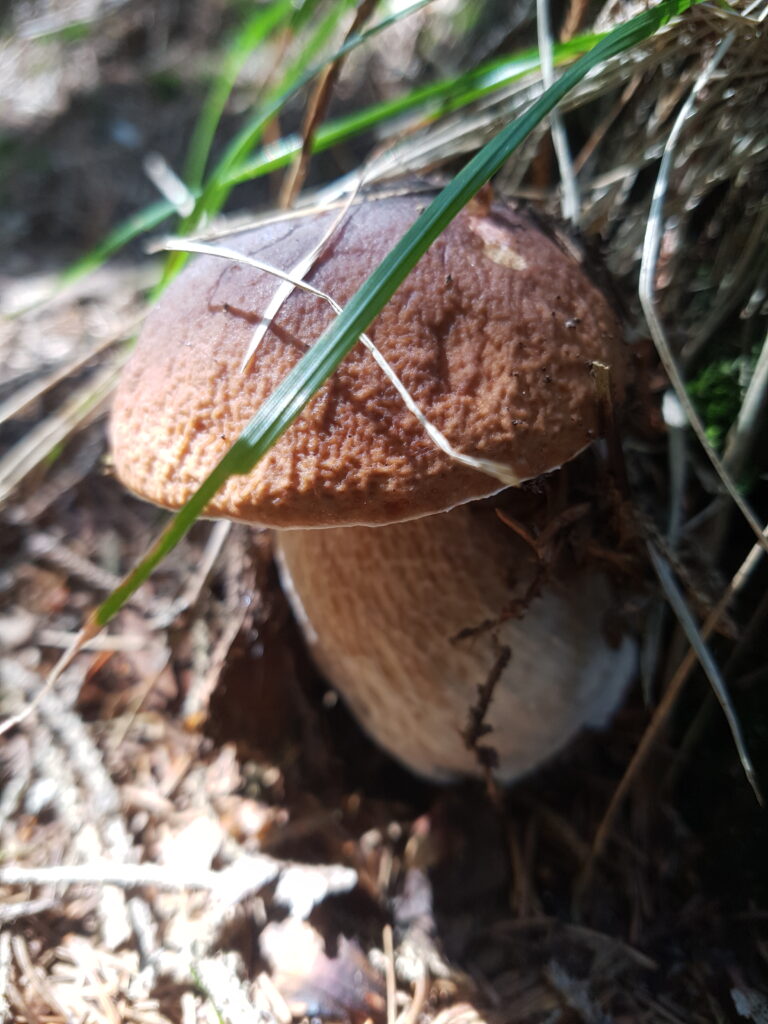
[111,191,625,527]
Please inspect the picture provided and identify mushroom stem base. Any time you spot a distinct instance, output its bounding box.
[276,502,635,783]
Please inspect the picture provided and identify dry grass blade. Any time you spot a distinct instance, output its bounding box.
[36,629,148,652]
[584,520,768,873]
[143,151,195,216]
[536,0,580,222]
[237,187,363,373]
[647,541,761,804]
[723,328,768,479]
[279,0,380,208]
[0,333,121,428]
[639,32,768,556]
[0,359,125,507]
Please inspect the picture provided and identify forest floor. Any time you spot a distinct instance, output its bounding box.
[1,2,767,1022]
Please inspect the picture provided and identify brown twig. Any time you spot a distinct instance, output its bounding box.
[279,0,380,208]
[559,0,591,42]
[579,521,768,892]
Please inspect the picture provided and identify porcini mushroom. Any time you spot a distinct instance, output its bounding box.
[111,189,635,782]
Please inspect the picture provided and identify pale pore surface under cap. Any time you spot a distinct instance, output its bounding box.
[111,193,625,527]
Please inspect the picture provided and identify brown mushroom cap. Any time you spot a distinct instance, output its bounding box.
[111,191,625,527]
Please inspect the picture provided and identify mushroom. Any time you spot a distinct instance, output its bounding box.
[111,189,635,782]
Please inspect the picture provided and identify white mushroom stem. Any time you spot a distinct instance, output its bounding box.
[276,500,636,783]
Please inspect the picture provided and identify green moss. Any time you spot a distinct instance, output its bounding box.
[688,351,756,449]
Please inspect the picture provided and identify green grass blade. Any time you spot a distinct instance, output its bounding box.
[194,0,434,221]
[29,23,594,307]
[92,0,702,628]
[193,0,361,215]
[162,0,378,283]
[182,0,296,190]
[225,33,604,188]
[19,199,174,310]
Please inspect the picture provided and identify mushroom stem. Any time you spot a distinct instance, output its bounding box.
[276,498,635,783]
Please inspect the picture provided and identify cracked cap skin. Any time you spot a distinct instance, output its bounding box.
[111,190,626,527]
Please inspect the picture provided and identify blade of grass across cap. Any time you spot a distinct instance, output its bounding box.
[79,0,703,635]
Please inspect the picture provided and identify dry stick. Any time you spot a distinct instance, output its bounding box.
[0,931,10,1023]
[647,541,760,803]
[150,518,232,629]
[396,969,430,1024]
[279,0,380,209]
[383,923,397,1024]
[181,585,251,724]
[572,73,642,175]
[0,859,277,895]
[0,855,358,907]
[559,0,591,44]
[536,0,580,223]
[582,520,768,880]
[638,31,768,558]
[109,645,173,751]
